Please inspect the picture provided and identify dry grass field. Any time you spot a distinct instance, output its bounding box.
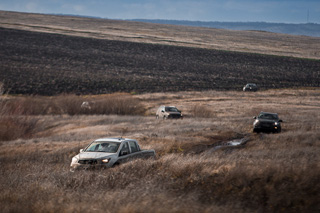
[0,10,319,213]
[0,89,319,212]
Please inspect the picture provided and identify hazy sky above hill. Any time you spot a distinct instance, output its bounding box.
[0,0,319,24]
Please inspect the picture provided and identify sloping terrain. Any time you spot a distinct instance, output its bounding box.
[1,11,320,95]
[1,10,320,59]
[1,27,319,95]
[132,19,320,37]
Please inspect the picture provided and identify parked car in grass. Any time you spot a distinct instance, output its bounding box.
[156,105,183,119]
[253,112,283,133]
[70,138,155,171]
[243,83,258,91]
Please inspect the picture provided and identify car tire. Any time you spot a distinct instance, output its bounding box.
[112,162,120,168]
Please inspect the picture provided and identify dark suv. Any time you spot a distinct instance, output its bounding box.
[253,112,283,133]
[243,83,258,92]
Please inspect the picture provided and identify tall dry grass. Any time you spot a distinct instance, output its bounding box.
[0,97,39,141]
[0,89,319,212]
[190,105,216,118]
[1,139,318,212]
[0,93,144,116]
[0,93,144,141]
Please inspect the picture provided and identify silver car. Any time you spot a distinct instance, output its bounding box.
[156,105,183,119]
[70,138,155,171]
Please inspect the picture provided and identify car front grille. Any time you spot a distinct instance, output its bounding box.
[78,159,98,165]
[169,114,181,118]
[261,123,272,127]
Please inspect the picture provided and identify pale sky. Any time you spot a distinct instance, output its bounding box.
[0,0,319,24]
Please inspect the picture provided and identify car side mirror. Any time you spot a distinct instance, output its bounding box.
[121,151,128,156]
[278,119,283,122]
[80,149,84,153]
[253,116,257,119]
[161,110,164,113]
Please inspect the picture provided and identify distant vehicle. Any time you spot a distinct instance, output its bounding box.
[156,106,183,119]
[253,112,283,133]
[243,83,258,91]
[70,138,155,171]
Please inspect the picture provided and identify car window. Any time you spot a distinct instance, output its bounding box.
[120,142,130,155]
[86,142,100,152]
[165,107,179,112]
[129,141,139,153]
[259,113,278,120]
[85,142,120,152]
[97,143,120,153]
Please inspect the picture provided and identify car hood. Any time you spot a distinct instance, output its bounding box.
[258,119,278,123]
[74,152,116,160]
[167,112,181,114]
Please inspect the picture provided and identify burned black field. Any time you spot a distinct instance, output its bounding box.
[1,27,319,95]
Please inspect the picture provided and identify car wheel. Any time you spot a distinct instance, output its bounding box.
[112,162,120,167]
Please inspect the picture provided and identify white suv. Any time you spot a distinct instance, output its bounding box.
[156,106,183,119]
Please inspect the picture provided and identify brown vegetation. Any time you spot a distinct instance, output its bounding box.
[0,10,319,213]
[0,93,143,141]
[0,89,319,212]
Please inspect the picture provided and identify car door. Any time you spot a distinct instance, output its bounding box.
[117,142,131,164]
[128,141,142,159]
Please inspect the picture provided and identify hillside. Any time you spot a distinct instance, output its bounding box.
[0,11,320,95]
[1,11,320,59]
[131,19,320,37]
[1,27,319,95]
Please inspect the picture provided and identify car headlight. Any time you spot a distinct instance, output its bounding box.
[71,157,78,164]
[274,122,278,125]
[102,158,110,163]
[253,120,259,125]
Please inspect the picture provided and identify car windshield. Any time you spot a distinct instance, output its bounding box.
[85,141,120,153]
[258,113,278,120]
[165,107,179,112]
[247,84,256,87]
